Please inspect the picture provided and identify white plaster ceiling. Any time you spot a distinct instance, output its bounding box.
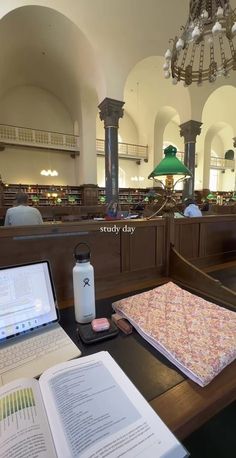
[0,5,104,118]
[0,0,236,129]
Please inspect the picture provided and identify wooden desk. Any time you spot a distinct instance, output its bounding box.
[150,360,236,439]
[60,299,236,441]
[0,217,235,438]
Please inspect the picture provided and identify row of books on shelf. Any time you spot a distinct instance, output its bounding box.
[0,183,185,207]
[1,184,84,206]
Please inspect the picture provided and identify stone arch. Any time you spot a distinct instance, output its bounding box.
[154,106,181,166]
[201,85,236,137]
[203,122,234,188]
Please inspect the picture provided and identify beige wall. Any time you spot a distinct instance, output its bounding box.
[1,147,77,185]
[163,121,184,152]
[97,156,142,189]
[0,85,77,184]
[0,85,73,132]
[221,169,235,192]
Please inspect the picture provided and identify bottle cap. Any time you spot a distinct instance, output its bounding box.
[74,242,90,262]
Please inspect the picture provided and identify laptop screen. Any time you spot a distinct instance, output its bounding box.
[0,261,58,341]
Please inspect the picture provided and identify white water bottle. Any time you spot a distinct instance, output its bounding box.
[73,242,96,323]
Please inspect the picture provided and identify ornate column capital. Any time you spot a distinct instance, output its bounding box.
[98,98,125,128]
[180,120,202,143]
[233,137,236,148]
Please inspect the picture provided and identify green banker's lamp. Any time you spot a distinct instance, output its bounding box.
[206,193,216,201]
[148,145,192,218]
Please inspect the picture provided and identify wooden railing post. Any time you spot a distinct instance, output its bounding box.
[164,216,175,276]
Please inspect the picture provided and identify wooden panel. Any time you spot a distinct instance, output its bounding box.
[156,224,165,267]
[0,219,166,306]
[129,226,157,271]
[0,229,120,304]
[120,220,165,273]
[174,215,236,265]
[199,219,236,256]
[174,220,200,259]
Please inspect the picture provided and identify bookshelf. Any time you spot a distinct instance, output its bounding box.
[1,183,83,207]
[98,187,152,204]
[0,183,204,209]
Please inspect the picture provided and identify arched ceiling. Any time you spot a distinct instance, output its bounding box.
[0,5,105,118]
[0,0,196,101]
[0,0,235,119]
[205,122,234,151]
[201,86,236,140]
[124,56,191,137]
[205,122,233,139]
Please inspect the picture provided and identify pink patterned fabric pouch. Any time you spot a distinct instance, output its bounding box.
[113,282,236,386]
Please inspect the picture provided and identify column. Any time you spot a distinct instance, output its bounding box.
[180,120,202,200]
[75,87,97,185]
[98,98,124,202]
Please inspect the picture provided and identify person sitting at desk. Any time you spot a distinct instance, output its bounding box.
[4,192,43,226]
[184,198,202,217]
[201,200,209,212]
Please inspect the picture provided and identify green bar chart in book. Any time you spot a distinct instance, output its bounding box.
[0,388,36,435]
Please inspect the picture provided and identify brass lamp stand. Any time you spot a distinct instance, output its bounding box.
[147,145,192,219]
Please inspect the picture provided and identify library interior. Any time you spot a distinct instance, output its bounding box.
[0,1,236,457]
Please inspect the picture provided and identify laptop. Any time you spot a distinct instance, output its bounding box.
[116,211,129,219]
[0,260,81,386]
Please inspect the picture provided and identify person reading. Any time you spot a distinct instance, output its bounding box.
[183,198,202,217]
[4,192,43,226]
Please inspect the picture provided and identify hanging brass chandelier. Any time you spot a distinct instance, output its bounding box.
[163,0,236,86]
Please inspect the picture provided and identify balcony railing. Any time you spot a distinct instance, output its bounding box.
[0,124,80,152]
[166,151,198,167]
[0,125,149,160]
[96,138,148,161]
[210,156,235,170]
[175,153,234,170]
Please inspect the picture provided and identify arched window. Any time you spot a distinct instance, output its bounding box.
[209,150,219,191]
[209,169,219,191]
[119,167,126,187]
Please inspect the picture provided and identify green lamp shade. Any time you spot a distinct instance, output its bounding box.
[148,145,192,179]
[206,193,215,200]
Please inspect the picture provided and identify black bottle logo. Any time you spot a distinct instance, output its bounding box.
[83,277,90,287]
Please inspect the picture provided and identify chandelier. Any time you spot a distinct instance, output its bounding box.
[163,0,236,86]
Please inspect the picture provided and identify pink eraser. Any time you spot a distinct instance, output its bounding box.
[91,318,110,332]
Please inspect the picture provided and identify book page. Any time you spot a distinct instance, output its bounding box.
[0,378,57,458]
[39,351,187,458]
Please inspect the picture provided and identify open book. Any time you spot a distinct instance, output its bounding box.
[0,351,187,458]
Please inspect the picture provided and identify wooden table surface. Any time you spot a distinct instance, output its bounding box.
[61,300,236,440]
[150,360,236,439]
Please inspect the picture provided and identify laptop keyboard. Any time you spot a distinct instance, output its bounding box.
[0,327,72,374]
